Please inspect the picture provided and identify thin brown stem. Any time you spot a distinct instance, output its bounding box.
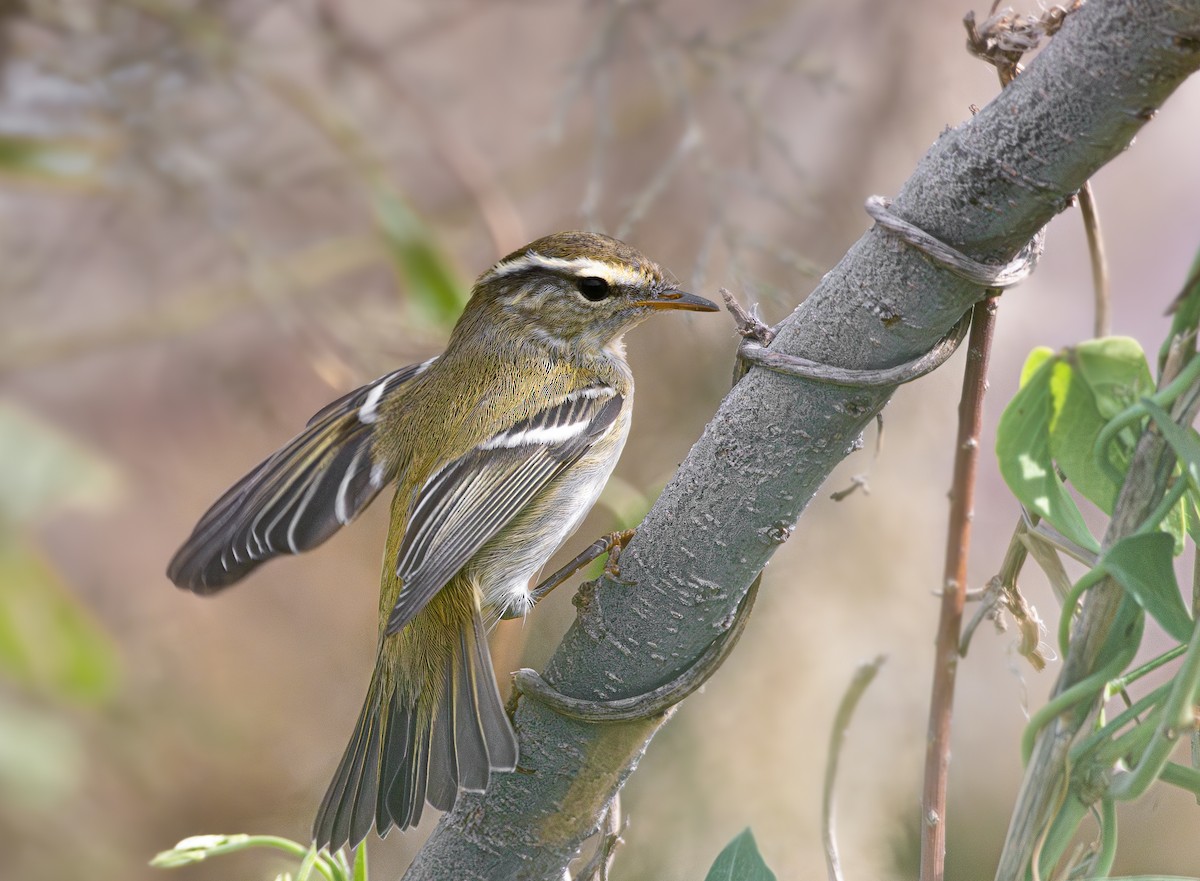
[920,296,999,881]
[1078,182,1111,338]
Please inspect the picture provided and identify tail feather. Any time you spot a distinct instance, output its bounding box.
[313,680,382,850]
[350,708,383,845]
[312,601,518,852]
[448,625,493,791]
[465,610,519,773]
[376,703,415,828]
[390,722,431,830]
[426,668,460,811]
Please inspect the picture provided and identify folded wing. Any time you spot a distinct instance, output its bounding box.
[385,384,623,634]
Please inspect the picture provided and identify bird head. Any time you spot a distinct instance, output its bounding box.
[461,231,718,355]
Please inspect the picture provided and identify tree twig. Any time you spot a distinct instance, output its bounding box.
[920,296,998,881]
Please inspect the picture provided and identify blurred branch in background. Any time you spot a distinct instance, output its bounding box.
[311,0,528,256]
[918,9,1089,881]
[0,235,383,375]
[823,655,886,881]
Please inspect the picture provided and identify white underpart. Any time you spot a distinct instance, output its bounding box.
[483,251,646,288]
[494,456,615,619]
[481,419,590,450]
[485,394,628,619]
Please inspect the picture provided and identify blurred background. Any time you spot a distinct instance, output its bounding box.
[3,2,1200,879]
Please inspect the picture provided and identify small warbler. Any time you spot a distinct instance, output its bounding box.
[167,231,717,851]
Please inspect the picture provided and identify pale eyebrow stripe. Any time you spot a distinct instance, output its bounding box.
[482,252,647,288]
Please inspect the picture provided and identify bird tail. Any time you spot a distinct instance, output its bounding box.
[312,593,518,852]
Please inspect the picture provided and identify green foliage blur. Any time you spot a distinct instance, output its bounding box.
[993,245,1200,879]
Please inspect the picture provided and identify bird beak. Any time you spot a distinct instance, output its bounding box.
[635,289,720,312]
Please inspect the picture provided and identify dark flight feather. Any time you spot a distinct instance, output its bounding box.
[167,360,433,592]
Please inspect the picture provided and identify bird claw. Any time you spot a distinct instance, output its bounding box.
[601,529,637,583]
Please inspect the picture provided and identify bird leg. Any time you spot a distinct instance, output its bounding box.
[503,529,637,620]
[512,571,763,722]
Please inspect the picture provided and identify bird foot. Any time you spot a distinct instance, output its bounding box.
[503,529,638,620]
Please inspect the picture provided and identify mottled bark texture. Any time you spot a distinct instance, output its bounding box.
[404,3,1200,879]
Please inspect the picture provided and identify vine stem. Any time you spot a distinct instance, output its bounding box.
[920,296,999,881]
[1078,182,1111,338]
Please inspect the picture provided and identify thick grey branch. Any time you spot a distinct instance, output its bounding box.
[403,3,1200,879]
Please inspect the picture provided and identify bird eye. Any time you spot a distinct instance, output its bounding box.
[576,276,612,302]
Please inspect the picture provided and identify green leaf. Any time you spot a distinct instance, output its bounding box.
[1019,346,1056,387]
[704,829,776,881]
[1048,339,1152,514]
[1140,398,1200,551]
[0,402,122,523]
[1072,338,1154,418]
[1049,358,1123,513]
[1165,481,1190,554]
[1095,595,1146,672]
[1186,495,1200,548]
[0,532,120,702]
[150,834,309,870]
[597,474,654,530]
[996,352,1099,554]
[373,193,466,327]
[151,834,253,868]
[295,846,319,881]
[1102,533,1193,643]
